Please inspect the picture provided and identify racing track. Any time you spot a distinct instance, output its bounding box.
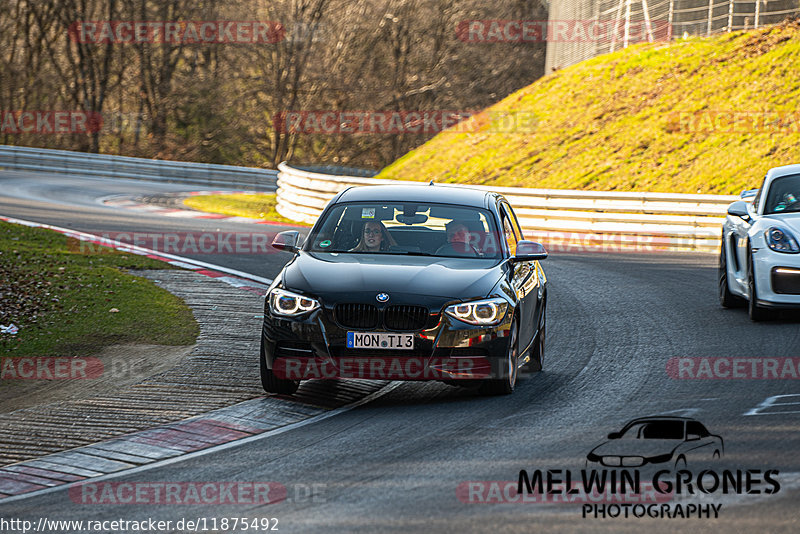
[0,169,799,533]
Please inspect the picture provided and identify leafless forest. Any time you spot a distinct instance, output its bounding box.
[0,0,547,169]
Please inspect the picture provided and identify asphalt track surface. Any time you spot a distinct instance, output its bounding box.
[1,170,799,533]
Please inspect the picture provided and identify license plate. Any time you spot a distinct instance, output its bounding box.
[347,332,414,350]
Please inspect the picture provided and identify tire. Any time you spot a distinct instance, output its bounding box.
[719,244,744,308]
[260,338,300,395]
[528,303,546,372]
[747,250,770,322]
[480,319,518,396]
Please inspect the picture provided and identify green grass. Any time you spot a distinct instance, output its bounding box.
[0,221,199,357]
[376,21,800,194]
[183,193,307,225]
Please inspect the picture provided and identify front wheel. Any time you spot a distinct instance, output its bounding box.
[528,303,546,372]
[747,250,770,322]
[719,243,743,308]
[480,319,518,396]
[260,338,300,395]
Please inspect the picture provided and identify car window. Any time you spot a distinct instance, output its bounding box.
[640,420,685,440]
[687,421,709,437]
[619,423,647,439]
[305,201,503,259]
[620,420,684,439]
[752,175,767,213]
[764,174,800,214]
[500,205,518,257]
[505,203,525,241]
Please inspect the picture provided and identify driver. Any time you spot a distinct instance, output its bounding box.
[350,220,395,252]
[435,220,479,256]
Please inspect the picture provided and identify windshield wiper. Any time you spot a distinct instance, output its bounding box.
[391,250,434,256]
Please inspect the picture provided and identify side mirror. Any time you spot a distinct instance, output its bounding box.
[607,432,621,440]
[727,201,751,223]
[513,240,548,262]
[271,231,302,253]
[687,433,701,441]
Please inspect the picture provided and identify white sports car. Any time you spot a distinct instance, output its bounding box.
[720,164,800,320]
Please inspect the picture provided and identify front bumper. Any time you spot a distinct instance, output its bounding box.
[261,305,513,381]
[753,248,800,307]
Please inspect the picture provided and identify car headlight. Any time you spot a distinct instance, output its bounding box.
[444,298,508,326]
[765,227,800,254]
[269,288,320,317]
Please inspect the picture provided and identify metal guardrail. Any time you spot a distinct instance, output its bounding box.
[0,145,278,191]
[276,162,738,253]
[0,146,737,253]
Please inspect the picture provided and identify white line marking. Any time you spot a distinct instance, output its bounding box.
[744,394,800,416]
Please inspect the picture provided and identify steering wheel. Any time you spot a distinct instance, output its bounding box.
[434,242,480,257]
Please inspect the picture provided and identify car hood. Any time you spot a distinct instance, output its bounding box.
[282,251,504,303]
[763,212,800,233]
[590,439,681,458]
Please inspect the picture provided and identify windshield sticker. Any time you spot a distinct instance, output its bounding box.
[319,239,331,248]
[362,207,376,219]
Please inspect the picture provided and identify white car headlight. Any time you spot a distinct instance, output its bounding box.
[765,227,800,254]
[445,298,508,326]
[269,288,320,317]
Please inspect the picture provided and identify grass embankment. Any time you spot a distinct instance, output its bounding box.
[0,221,198,357]
[377,21,800,194]
[183,194,306,225]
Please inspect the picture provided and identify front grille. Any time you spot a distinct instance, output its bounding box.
[334,303,380,329]
[772,267,800,295]
[384,305,429,331]
[433,347,489,358]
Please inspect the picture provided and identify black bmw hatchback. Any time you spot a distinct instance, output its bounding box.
[260,184,547,395]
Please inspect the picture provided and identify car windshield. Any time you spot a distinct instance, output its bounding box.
[764,174,800,214]
[620,420,685,440]
[305,202,503,259]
